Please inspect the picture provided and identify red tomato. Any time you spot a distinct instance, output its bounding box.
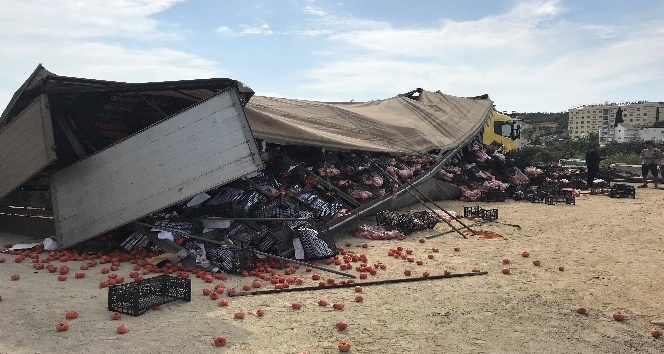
[213,336,227,347]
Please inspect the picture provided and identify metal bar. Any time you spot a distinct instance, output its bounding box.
[399,176,476,235]
[229,271,488,297]
[132,221,356,278]
[253,249,356,278]
[52,114,87,158]
[425,222,485,239]
[197,217,316,222]
[363,155,468,239]
[139,93,169,118]
[278,154,361,207]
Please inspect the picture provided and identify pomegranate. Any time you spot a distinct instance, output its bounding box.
[443,269,452,276]
[502,258,511,264]
[576,306,587,315]
[218,299,229,307]
[613,312,625,321]
[652,328,662,338]
[521,251,530,258]
[501,268,511,275]
[234,311,246,319]
[432,247,439,253]
[532,260,541,267]
[10,274,20,281]
[65,311,78,319]
[558,266,565,272]
[55,322,69,332]
[256,308,266,317]
[332,302,344,310]
[336,321,348,331]
[110,312,122,320]
[422,271,430,278]
[453,246,460,252]
[318,299,329,307]
[74,272,85,279]
[57,275,68,281]
[405,249,413,255]
[291,302,302,310]
[427,254,434,259]
[404,269,412,276]
[354,295,364,302]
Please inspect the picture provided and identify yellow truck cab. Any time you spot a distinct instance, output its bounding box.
[483,109,523,152]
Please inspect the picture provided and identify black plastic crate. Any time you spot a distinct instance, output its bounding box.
[108,275,191,317]
[545,195,575,205]
[526,193,546,203]
[609,184,635,198]
[481,188,506,202]
[463,206,499,221]
[217,247,258,273]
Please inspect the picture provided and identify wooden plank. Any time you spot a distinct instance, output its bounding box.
[52,88,264,248]
[0,94,56,198]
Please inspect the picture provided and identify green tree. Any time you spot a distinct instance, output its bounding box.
[613,107,623,127]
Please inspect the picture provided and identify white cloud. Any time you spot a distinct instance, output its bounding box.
[304,5,328,17]
[0,0,225,111]
[297,0,664,111]
[216,23,273,36]
[240,23,273,35]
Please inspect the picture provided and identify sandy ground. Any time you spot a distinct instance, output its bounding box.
[1,184,664,354]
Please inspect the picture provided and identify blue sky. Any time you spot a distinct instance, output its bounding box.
[0,0,662,113]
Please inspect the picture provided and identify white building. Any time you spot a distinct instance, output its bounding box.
[568,101,664,141]
[613,123,664,143]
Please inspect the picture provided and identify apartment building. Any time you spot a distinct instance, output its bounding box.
[568,101,664,141]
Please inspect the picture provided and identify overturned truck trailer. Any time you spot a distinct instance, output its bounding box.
[0,66,493,253]
[0,65,263,248]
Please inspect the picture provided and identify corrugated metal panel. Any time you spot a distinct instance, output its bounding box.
[0,94,56,198]
[51,87,263,248]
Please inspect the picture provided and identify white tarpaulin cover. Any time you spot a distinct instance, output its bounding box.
[244,91,493,154]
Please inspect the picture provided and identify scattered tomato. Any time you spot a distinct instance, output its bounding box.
[214,336,227,347]
[338,341,351,352]
[55,322,69,332]
[116,324,129,334]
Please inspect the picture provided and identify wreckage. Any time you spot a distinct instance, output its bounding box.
[0,65,507,273]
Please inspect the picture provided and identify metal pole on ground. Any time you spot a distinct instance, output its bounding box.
[133,221,356,278]
[229,271,488,297]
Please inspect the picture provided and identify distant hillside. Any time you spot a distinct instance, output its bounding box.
[513,112,569,143]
